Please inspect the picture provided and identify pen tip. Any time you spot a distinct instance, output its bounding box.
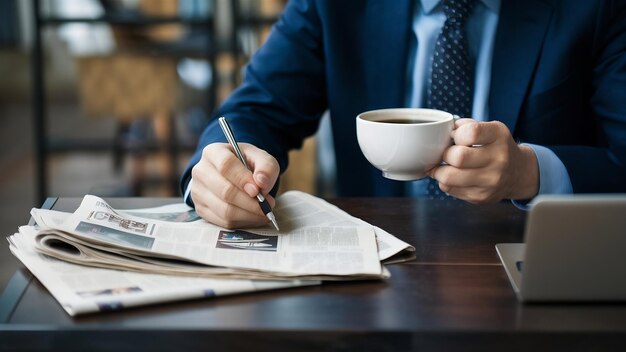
[267,212,279,231]
[271,219,280,231]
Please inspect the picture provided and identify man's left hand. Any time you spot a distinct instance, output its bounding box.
[427,118,539,204]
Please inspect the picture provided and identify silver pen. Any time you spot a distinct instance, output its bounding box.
[218,117,280,231]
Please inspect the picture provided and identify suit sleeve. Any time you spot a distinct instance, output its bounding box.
[548,1,626,193]
[180,0,328,199]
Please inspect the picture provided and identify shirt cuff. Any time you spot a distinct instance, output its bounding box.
[511,143,573,210]
[183,178,195,207]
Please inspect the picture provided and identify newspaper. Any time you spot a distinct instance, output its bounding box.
[8,227,319,316]
[20,191,412,281]
[115,192,415,263]
[274,192,415,263]
[6,191,414,315]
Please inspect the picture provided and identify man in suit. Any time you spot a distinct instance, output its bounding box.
[181,0,626,228]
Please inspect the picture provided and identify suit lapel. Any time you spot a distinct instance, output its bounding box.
[363,0,414,109]
[489,0,553,132]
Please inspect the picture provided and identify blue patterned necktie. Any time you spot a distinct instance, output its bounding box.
[426,0,475,199]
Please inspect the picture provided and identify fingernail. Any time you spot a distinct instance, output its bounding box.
[255,173,270,187]
[244,183,258,197]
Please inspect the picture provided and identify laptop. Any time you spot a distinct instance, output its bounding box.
[496,194,626,302]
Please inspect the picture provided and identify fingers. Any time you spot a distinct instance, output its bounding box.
[432,120,536,204]
[193,184,272,229]
[191,162,268,228]
[191,142,280,228]
[202,164,274,215]
[429,164,491,189]
[441,185,498,205]
[207,142,279,197]
[240,144,280,194]
[442,145,488,169]
[452,120,506,147]
[453,118,475,129]
[210,143,260,197]
[431,169,501,205]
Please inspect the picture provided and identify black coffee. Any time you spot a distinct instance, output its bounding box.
[381,118,432,124]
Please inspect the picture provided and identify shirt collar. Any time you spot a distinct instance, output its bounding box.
[420,0,501,15]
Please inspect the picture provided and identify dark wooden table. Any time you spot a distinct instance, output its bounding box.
[2,197,626,351]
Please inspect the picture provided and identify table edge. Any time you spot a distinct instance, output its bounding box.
[1,197,57,322]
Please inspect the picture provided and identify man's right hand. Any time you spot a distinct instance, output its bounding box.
[190,142,280,229]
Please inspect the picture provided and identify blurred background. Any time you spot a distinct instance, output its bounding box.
[0,0,336,288]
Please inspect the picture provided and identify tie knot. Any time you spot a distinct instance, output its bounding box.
[442,0,475,24]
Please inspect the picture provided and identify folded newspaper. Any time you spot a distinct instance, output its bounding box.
[7,191,415,315]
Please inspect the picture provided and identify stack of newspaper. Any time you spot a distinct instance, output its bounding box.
[7,191,414,315]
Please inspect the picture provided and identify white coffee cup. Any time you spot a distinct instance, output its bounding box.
[356,108,454,180]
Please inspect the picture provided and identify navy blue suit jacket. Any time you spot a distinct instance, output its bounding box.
[182,0,626,198]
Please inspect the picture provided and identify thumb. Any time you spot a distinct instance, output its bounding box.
[240,143,280,194]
